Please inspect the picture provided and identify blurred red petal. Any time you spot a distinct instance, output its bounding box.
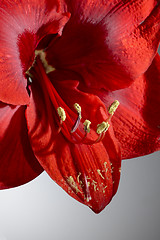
[143,54,160,129]
[0,0,69,105]
[0,102,43,189]
[98,54,160,159]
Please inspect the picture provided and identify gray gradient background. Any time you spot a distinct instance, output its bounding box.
[0,151,159,240]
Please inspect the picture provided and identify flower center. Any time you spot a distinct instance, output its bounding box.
[25,50,119,145]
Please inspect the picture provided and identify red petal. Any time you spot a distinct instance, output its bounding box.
[26,93,119,213]
[45,18,133,91]
[48,70,122,193]
[29,132,114,213]
[106,2,160,79]
[48,70,110,129]
[98,54,160,159]
[46,0,159,91]
[66,0,159,26]
[25,61,121,212]
[103,127,121,196]
[0,102,43,189]
[49,69,123,192]
[0,0,69,105]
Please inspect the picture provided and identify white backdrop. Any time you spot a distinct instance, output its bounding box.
[0,151,160,240]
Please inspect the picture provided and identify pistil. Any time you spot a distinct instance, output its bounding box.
[71,103,82,133]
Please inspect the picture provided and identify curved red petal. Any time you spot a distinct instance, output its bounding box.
[66,0,159,26]
[45,0,159,91]
[49,71,121,194]
[48,70,109,129]
[50,71,122,193]
[0,0,69,105]
[98,54,160,159]
[45,18,133,91]
[143,53,160,129]
[48,69,122,199]
[0,102,43,189]
[26,92,119,213]
[106,2,160,80]
[29,131,114,213]
[25,61,121,212]
[102,127,121,196]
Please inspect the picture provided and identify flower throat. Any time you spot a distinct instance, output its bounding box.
[26,50,120,145]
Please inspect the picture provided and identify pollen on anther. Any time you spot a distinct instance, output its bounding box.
[83,120,91,133]
[108,100,120,115]
[74,103,82,117]
[96,122,110,134]
[57,107,66,121]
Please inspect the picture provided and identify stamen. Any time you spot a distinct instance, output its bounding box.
[96,122,110,134]
[56,100,119,145]
[74,103,82,118]
[83,120,91,133]
[57,107,66,122]
[108,100,120,115]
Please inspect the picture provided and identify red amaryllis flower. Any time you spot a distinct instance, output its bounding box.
[0,0,159,213]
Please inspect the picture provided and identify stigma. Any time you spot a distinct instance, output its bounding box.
[71,103,82,133]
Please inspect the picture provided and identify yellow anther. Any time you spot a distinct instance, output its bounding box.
[83,120,91,133]
[108,100,120,115]
[96,122,110,134]
[57,107,66,121]
[74,103,82,115]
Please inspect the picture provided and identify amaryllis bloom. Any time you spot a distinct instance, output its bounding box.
[0,0,159,213]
